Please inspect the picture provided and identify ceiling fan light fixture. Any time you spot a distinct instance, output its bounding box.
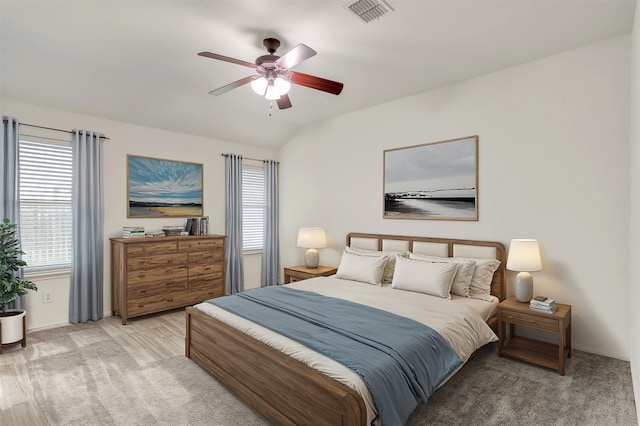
[250,77,268,95]
[274,77,291,96]
[264,85,281,100]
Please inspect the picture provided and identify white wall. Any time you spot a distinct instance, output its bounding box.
[629,2,640,417]
[1,35,633,364]
[280,36,631,360]
[0,98,277,330]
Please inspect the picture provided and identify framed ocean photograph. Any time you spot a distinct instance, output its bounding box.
[127,155,203,218]
[383,135,478,221]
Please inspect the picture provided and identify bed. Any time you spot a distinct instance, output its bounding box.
[185,232,506,425]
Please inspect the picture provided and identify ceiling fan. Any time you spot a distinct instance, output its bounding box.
[198,38,344,110]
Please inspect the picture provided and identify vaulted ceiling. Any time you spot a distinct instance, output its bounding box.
[0,1,635,148]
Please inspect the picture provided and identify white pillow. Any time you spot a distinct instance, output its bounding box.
[345,246,404,285]
[408,253,476,297]
[391,255,458,299]
[336,250,389,285]
[465,258,501,301]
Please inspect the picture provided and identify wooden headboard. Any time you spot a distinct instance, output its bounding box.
[346,232,507,301]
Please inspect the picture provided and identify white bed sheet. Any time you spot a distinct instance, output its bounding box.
[194,276,498,424]
[451,294,499,321]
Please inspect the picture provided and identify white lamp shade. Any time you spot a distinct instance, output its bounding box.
[507,239,542,272]
[273,77,291,96]
[297,228,327,249]
[250,77,268,95]
[264,85,281,100]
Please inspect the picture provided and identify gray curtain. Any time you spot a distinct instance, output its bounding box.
[225,154,244,295]
[261,160,280,286]
[1,116,25,310]
[69,130,104,323]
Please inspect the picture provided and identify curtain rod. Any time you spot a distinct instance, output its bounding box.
[3,120,110,140]
[221,153,279,163]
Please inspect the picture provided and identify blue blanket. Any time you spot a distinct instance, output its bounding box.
[207,286,462,425]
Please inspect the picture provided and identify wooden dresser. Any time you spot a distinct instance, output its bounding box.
[110,235,226,325]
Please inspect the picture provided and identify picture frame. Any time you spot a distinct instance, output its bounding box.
[127,155,203,218]
[383,135,478,221]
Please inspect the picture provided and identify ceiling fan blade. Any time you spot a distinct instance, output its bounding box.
[275,44,316,70]
[209,75,259,96]
[277,94,292,109]
[289,71,344,95]
[198,51,257,69]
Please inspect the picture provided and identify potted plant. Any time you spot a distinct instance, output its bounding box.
[0,218,37,348]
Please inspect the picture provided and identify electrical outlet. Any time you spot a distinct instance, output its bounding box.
[43,291,53,304]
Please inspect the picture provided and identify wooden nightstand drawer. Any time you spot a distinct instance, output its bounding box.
[501,310,558,332]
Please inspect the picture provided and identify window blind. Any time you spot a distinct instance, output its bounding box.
[19,139,73,269]
[242,164,264,251]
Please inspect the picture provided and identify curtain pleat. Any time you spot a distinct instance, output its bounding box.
[1,116,25,310]
[261,160,280,286]
[69,130,104,323]
[225,154,244,294]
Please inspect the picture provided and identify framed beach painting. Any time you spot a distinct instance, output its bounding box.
[383,135,478,221]
[127,155,203,218]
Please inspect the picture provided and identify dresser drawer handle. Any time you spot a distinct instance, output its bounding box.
[138,303,145,308]
[166,297,174,302]
[509,315,535,323]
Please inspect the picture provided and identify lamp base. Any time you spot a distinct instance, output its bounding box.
[305,248,319,269]
[515,271,534,302]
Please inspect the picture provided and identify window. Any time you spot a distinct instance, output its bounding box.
[19,138,73,270]
[242,163,264,252]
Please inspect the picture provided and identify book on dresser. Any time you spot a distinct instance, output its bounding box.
[529,296,558,313]
[122,226,145,238]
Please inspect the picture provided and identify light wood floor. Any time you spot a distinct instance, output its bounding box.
[0,309,186,425]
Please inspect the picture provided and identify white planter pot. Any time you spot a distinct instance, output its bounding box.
[0,309,26,345]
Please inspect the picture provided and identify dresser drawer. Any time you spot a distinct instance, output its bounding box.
[190,286,225,301]
[128,278,187,298]
[127,294,183,316]
[126,241,177,256]
[188,250,223,264]
[189,274,224,290]
[179,238,224,252]
[189,263,223,277]
[502,309,558,332]
[127,266,188,285]
[127,253,188,271]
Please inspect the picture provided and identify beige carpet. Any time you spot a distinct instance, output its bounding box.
[0,309,637,425]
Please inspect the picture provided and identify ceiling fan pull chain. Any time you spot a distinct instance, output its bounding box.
[269,101,273,117]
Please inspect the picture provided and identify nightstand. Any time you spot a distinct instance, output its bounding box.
[498,296,572,375]
[283,265,338,284]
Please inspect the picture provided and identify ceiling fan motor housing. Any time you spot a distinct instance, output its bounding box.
[255,55,288,81]
[263,37,281,54]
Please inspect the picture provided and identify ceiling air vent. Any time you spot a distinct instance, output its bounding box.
[345,0,394,23]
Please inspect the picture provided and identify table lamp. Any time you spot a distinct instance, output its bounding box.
[506,239,542,302]
[297,227,327,269]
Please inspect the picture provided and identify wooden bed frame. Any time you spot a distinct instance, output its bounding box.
[185,233,506,425]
